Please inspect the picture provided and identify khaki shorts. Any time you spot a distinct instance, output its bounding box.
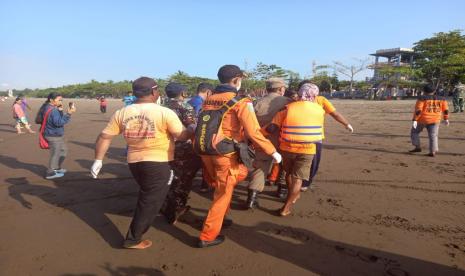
[282,151,314,180]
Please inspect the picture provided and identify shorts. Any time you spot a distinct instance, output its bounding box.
[16,117,29,125]
[282,151,314,180]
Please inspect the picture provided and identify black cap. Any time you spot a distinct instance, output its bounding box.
[197,82,214,93]
[165,82,187,98]
[217,65,246,83]
[132,77,158,94]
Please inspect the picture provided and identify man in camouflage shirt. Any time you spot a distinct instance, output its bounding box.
[452,81,465,113]
[161,82,202,224]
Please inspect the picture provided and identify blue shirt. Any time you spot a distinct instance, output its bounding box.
[188,95,204,116]
[123,95,137,106]
[44,105,71,137]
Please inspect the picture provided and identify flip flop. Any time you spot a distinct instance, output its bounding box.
[124,239,152,249]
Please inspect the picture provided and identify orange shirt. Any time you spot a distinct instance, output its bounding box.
[103,103,184,163]
[202,91,276,155]
[413,95,449,124]
[315,96,336,139]
[316,96,336,114]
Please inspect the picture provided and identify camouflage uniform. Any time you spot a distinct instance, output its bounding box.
[161,99,202,223]
[452,83,465,112]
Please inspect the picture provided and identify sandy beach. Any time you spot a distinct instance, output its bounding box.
[1,98,464,276]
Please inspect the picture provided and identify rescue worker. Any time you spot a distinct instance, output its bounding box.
[161,82,201,224]
[452,81,465,113]
[91,77,194,249]
[410,84,450,157]
[265,83,325,216]
[245,78,291,209]
[195,65,282,248]
[298,80,353,192]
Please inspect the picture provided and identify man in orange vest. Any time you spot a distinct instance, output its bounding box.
[197,65,282,248]
[265,83,325,216]
[410,84,450,157]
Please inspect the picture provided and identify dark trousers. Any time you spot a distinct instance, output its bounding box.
[161,142,202,222]
[302,142,323,187]
[124,161,173,247]
[100,106,107,113]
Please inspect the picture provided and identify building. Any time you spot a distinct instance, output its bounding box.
[369,48,416,99]
[370,47,415,82]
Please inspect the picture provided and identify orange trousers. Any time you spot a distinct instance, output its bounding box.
[199,154,248,241]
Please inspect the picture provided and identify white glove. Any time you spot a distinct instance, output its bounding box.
[412,121,418,129]
[271,152,282,164]
[443,120,450,126]
[91,160,103,179]
[346,124,354,133]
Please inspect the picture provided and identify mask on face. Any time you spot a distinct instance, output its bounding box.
[156,96,161,105]
[236,80,242,91]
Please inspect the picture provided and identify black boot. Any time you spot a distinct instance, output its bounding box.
[277,184,288,199]
[245,189,259,209]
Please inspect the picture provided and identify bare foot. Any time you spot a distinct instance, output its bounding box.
[123,239,152,249]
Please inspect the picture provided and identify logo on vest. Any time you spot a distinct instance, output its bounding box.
[202,114,211,122]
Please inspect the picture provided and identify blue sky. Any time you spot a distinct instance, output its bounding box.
[1,0,464,89]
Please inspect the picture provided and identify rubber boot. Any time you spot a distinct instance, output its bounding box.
[245,189,259,209]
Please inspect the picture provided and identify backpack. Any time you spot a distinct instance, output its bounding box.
[193,95,245,155]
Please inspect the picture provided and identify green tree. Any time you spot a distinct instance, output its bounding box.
[413,30,465,90]
[251,62,288,80]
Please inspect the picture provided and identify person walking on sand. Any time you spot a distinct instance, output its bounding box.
[452,81,465,113]
[90,77,195,250]
[99,96,107,113]
[297,80,353,192]
[245,77,291,209]
[264,83,325,216]
[410,84,450,157]
[193,65,281,248]
[36,93,76,179]
[12,97,35,134]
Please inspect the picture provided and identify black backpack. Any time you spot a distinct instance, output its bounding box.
[193,96,244,155]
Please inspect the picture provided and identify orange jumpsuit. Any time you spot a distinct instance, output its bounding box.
[199,90,276,242]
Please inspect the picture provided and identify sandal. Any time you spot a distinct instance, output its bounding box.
[123,239,152,249]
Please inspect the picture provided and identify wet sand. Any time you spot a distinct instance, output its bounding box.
[0,98,464,276]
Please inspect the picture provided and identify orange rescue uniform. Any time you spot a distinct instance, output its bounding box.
[199,89,276,242]
[413,95,449,124]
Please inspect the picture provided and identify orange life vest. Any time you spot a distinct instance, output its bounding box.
[280,101,325,145]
